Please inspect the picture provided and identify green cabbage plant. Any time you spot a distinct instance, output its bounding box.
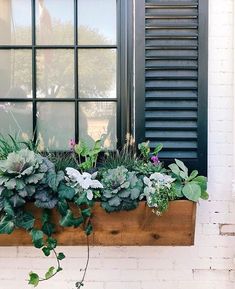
[101,166,143,212]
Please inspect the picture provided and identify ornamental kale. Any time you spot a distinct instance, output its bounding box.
[141,172,175,215]
[101,166,143,212]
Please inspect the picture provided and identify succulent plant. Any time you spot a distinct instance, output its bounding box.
[101,166,143,212]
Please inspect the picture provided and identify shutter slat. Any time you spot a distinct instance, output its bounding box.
[144,0,201,160]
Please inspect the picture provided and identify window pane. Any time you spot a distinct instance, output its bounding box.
[0,0,32,45]
[78,0,116,45]
[79,102,116,149]
[37,102,75,151]
[0,50,32,98]
[36,0,74,45]
[37,49,74,98]
[78,49,116,98]
[0,102,32,139]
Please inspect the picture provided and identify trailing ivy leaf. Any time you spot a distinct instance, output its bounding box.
[85,223,93,236]
[45,266,55,279]
[168,163,180,176]
[28,272,39,287]
[182,182,201,202]
[81,208,91,218]
[57,199,69,216]
[30,229,44,248]
[16,212,35,230]
[57,252,65,260]
[42,222,55,237]
[0,216,14,234]
[75,192,89,206]
[47,237,57,250]
[58,183,75,200]
[60,210,74,227]
[47,171,64,191]
[42,247,51,257]
[3,200,14,216]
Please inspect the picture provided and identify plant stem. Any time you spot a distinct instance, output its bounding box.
[38,249,61,282]
[75,235,90,288]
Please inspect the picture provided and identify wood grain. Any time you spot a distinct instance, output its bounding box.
[0,200,196,246]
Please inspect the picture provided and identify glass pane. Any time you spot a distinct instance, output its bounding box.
[0,102,32,139]
[79,102,116,149]
[37,102,75,151]
[0,0,32,45]
[36,0,74,45]
[78,0,116,45]
[0,50,32,98]
[78,49,116,98]
[37,49,74,98]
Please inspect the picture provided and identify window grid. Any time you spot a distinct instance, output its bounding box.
[0,0,121,150]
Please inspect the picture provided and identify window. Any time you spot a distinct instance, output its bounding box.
[0,0,131,151]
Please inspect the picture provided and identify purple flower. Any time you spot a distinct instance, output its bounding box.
[68,138,76,150]
[151,155,160,165]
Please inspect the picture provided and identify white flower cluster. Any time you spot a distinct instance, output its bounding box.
[65,167,103,200]
[142,172,175,208]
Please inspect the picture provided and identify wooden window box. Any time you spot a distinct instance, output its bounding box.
[0,200,196,246]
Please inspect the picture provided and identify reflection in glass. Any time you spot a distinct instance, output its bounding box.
[79,102,116,149]
[78,0,116,45]
[36,0,74,45]
[37,50,74,98]
[37,102,75,151]
[0,102,32,139]
[78,49,116,98]
[0,0,32,45]
[0,50,32,98]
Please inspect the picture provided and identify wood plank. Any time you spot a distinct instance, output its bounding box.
[0,200,196,246]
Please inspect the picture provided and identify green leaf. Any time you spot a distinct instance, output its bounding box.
[171,182,183,198]
[201,190,209,200]
[194,176,207,192]
[42,247,51,257]
[168,163,180,176]
[47,237,57,250]
[57,252,65,260]
[16,212,35,230]
[28,272,39,287]
[57,199,69,216]
[59,210,74,227]
[0,216,14,234]
[81,208,91,218]
[3,200,14,216]
[47,171,64,191]
[175,159,188,177]
[45,266,55,279]
[58,183,75,200]
[153,143,163,155]
[85,223,93,236]
[30,229,44,249]
[42,222,55,237]
[182,182,201,202]
[188,170,199,181]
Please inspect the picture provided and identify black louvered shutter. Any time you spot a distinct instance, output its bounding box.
[135,0,208,175]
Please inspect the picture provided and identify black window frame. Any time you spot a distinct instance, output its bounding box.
[0,0,133,151]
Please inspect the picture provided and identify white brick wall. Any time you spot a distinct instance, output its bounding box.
[1,1,235,288]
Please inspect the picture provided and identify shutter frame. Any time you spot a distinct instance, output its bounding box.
[135,0,208,175]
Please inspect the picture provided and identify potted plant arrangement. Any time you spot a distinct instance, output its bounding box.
[0,135,208,287]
